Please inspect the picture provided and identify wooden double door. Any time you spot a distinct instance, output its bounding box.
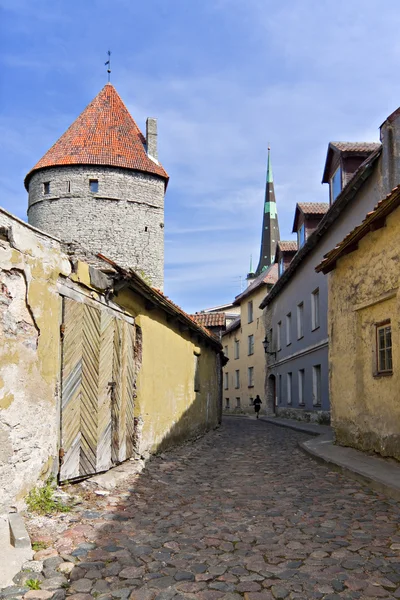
[59,297,137,482]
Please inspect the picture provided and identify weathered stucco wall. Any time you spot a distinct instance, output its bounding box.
[329,205,400,459]
[0,210,71,512]
[114,288,221,455]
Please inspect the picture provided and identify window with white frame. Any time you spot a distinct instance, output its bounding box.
[297,223,305,248]
[330,165,342,204]
[235,370,240,388]
[297,303,304,339]
[224,372,229,390]
[376,321,393,374]
[248,334,254,356]
[287,372,292,405]
[298,369,305,405]
[248,366,254,387]
[312,365,322,406]
[311,288,320,330]
[286,313,292,345]
[248,301,254,323]
[234,339,240,359]
[277,321,282,351]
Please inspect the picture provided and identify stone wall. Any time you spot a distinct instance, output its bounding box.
[27,165,165,290]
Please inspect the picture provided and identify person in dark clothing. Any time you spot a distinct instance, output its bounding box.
[253,395,262,418]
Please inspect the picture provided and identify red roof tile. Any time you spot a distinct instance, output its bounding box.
[190,313,226,327]
[25,83,168,189]
[277,240,298,252]
[297,202,330,216]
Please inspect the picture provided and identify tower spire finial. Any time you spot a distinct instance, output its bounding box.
[105,50,111,83]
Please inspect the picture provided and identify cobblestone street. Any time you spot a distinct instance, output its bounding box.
[20,418,400,599]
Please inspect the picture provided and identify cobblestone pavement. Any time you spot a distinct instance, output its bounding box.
[6,417,400,600]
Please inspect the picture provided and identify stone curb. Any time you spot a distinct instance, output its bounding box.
[9,513,31,549]
[262,416,400,502]
[259,416,328,437]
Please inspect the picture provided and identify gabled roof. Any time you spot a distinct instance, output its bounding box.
[233,263,278,306]
[316,184,400,274]
[260,145,382,309]
[25,83,169,189]
[276,240,298,254]
[322,141,380,183]
[190,312,226,328]
[292,202,329,233]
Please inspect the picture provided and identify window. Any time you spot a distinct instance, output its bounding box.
[89,179,99,193]
[297,303,304,339]
[286,313,291,346]
[376,322,393,374]
[225,398,230,409]
[277,321,282,351]
[248,301,254,323]
[194,356,200,392]
[249,396,254,406]
[330,166,342,204]
[224,372,229,390]
[235,370,240,388]
[287,372,292,405]
[43,182,50,195]
[234,339,240,359]
[248,366,254,387]
[297,223,305,249]
[248,334,254,356]
[66,181,71,193]
[312,365,322,406]
[236,397,241,408]
[224,345,228,357]
[279,257,285,277]
[298,369,305,405]
[311,288,320,330]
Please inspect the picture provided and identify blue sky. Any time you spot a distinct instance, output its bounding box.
[1,0,400,313]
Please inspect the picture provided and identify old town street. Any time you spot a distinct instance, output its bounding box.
[23,418,400,600]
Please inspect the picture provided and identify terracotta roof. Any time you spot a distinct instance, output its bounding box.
[297,202,330,216]
[233,263,278,305]
[276,240,298,253]
[329,142,381,153]
[316,184,400,274]
[25,83,168,189]
[190,312,226,327]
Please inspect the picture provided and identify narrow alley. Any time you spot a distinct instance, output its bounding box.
[26,419,400,600]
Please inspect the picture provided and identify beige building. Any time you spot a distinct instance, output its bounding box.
[316,185,400,459]
[222,265,278,413]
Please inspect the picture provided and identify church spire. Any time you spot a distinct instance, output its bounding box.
[255,147,280,275]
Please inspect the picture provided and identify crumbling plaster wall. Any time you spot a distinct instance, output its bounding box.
[0,209,71,512]
[329,206,400,459]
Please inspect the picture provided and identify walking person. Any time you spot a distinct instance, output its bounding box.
[253,395,262,419]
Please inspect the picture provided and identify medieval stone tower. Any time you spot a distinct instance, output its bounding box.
[25,83,169,290]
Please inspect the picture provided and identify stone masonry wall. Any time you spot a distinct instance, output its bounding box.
[27,165,165,290]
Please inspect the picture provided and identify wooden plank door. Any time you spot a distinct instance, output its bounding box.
[60,297,136,482]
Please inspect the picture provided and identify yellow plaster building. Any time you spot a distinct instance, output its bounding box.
[222,265,278,413]
[0,208,223,511]
[317,185,400,459]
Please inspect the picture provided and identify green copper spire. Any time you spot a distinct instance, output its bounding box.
[267,146,273,183]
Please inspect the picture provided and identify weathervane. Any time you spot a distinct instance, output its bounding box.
[105,50,111,83]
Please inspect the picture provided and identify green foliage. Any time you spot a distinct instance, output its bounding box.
[26,477,71,515]
[137,269,153,287]
[31,541,48,552]
[26,579,41,590]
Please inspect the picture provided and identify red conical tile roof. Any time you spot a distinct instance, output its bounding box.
[25,83,168,189]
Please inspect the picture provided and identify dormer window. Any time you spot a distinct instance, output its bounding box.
[330,166,342,204]
[89,179,99,193]
[297,223,305,249]
[279,256,285,276]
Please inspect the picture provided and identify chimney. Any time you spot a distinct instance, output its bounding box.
[380,107,400,195]
[146,117,158,161]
